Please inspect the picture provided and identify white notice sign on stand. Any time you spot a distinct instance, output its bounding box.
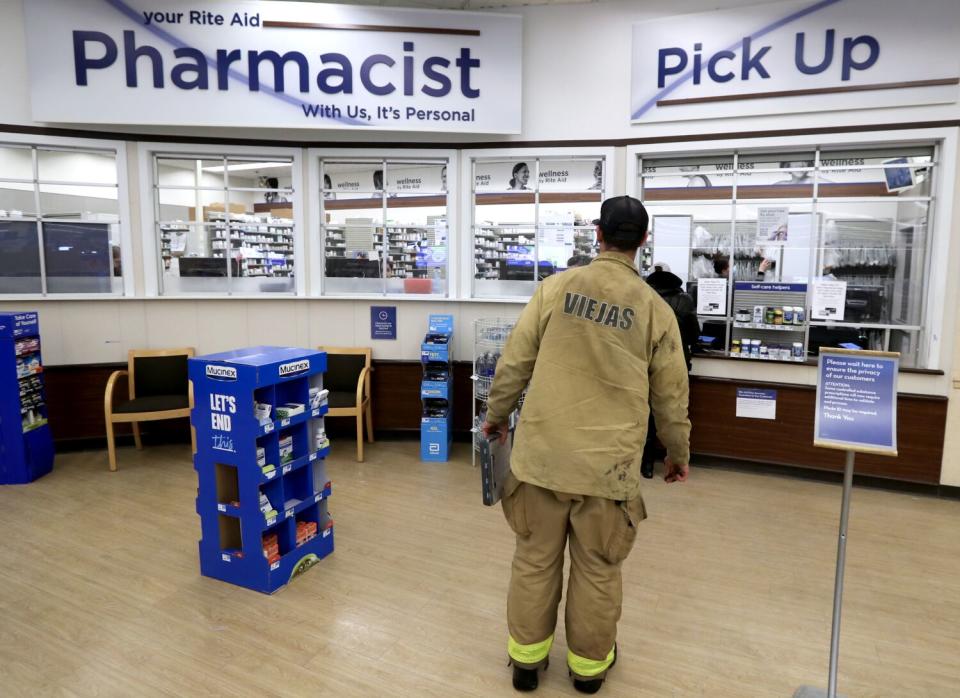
[696,277,728,316]
[812,280,848,321]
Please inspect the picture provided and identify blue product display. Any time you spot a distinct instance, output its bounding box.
[421,315,454,461]
[0,312,54,484]
[190,346,333,594]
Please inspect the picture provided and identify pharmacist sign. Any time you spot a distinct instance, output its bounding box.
[814,348,898,455]
[631,0,960,123]
[22,0,521,133]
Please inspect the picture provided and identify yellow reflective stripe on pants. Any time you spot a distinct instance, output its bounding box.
[508,634,553,666]
[567,646,615,678]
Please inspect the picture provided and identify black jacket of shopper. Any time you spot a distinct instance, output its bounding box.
[645,270,700,369]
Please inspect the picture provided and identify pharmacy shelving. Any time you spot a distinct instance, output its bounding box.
[159,222,190,269]
[0,312,54,484]
[729,282,810,362]
[190,346,332,594]
[732,322,806,332]
[207,212,295,278]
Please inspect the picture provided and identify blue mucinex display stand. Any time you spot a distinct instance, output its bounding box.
[421,315,453,461]
[190,346,333,594]
[0,312,54,484]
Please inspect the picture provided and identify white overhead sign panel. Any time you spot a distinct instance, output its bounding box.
[23,0,522,133]
[631,0,960,123]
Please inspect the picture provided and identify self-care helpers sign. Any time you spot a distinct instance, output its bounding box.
[23,0,522,133]
[631,0,960,123]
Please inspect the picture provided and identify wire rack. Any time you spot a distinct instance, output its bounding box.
[475,318,516,349]
[472,318,518,462]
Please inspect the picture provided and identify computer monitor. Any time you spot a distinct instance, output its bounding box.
[324,257,382,278]
[179,257,241,277]
[0,221,41,277]
[500,260,556,281]
[42,222,111,277]
[808,326,869,356]
[843,285,885,323]
[697,319,728,352]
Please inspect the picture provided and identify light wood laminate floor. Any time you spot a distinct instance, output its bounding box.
[1,441,959,697]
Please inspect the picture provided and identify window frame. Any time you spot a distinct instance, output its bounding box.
[626,128,958,373]
[460,146,617,301]
[307,147,459,299]
[138,142,305,298]
[0,132,132,299]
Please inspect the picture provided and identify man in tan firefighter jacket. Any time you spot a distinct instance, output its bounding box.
[482,195,691,694]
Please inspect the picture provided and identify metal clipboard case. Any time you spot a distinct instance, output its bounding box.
[479,432,512,506]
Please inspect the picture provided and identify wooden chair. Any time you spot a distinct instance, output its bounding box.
[319,347,374,462]
[104,348,195,471]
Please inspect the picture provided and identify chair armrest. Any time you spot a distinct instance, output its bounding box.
[356,366,372,405]
[104,370,129,416]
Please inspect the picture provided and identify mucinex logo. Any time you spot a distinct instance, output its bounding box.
[206,364,238,380]
[279,359,310,376]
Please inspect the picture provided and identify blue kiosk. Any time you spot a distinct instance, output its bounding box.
[0,312,54,484]
[421,314,454,461]
[190,346,333,594]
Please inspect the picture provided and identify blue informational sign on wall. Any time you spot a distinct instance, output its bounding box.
[814,349,899,455]
[371,306,397,340]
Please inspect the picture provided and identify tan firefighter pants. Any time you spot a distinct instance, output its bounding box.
[501,472,647,680]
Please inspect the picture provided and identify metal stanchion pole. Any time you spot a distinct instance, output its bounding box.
[827,450,855,697]
[793,450,854,698]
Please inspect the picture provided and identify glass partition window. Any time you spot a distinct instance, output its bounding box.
[471,156,605,298]
[320,158,449,296]
[638,145,938,368]
[154,154,296,295]
[0,143,121,295]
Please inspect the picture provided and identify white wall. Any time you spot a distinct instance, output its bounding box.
[933,133,960,487]
[0,298,521,366]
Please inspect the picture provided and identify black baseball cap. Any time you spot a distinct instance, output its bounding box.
[592,195,649,240]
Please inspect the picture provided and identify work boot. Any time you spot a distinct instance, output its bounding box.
[571,645,617,694]
[511,658,548,691]
[640,459,654,479]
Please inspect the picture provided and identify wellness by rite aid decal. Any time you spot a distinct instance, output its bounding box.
[23,0,522,133]
[631,0,960,123]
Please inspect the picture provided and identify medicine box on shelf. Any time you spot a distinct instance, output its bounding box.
[190,346,333,594]
[421,408,452,461]
[0,312,54,484]
[421,314,454,363]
